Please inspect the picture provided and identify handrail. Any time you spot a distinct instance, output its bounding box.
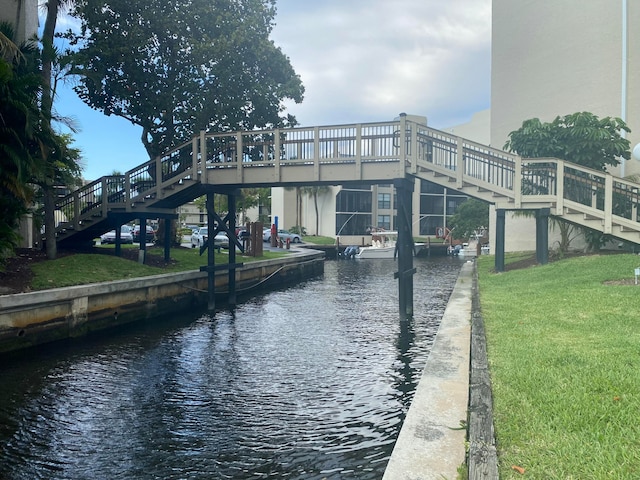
[54,118,640,244]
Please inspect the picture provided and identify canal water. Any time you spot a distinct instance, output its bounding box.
[0,256,464,480]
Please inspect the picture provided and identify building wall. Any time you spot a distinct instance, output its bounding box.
[0,0,38,43]
[301,186,338,237]
[442,109,491,146]
[486,0,640,253]
[491,0,640,176]
[177,203,204,227]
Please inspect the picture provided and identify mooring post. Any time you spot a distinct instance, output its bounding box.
[394,178,416,320]
[164,218,171,262]
[206,194,216,311]
[138,216,147,264]
[536,208,549,265]
[227,192,237,306]
[115,222,122,257]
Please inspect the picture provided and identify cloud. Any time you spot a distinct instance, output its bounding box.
[271,0,491,128]
[54,0,491,179]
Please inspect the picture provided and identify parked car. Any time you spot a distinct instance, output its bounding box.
[214,232,229,248]
[263,229,301,243]
[191,227,208,248]
[100,225,134,244]
[133,225,155,243]
[191,227,230,248]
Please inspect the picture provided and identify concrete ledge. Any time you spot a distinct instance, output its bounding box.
[0,251,324,354]
[383,261,473,480]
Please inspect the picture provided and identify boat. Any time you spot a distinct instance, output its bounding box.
[355,231,425,259]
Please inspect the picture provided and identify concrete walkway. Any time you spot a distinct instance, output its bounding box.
[383,261,473,479]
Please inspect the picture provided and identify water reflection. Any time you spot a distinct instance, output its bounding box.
[0,256,463,479]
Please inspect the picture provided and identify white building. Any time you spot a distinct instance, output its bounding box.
[0,0,38,44]
[487,0,640,252]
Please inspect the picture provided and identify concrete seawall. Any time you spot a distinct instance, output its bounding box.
[0,250,324,354]
[383,261,473,479]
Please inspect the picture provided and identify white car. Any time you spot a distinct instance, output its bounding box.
[190,227,208,248]
[214,232,229,248]
[100,225,134,244]
[263,229,301,243]
[191,227,229,248]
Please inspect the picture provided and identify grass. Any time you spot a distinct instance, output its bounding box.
[31,254,160,289]
[302,235,336,245]
[31,245,287,290]
[477,253,640,479]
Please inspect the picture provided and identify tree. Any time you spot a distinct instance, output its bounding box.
[0,22,42,263]
[447,199,489,241]
[301,186,330,235]
[65,0,304,159]
[254,187,271,224]
[505,112,631,252]
[236,187,270,224]
[41,0,80,259]
[504,112,630,171]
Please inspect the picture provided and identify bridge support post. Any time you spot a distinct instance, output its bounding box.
[115,222,122,257]
[200,189,243,312]
[536,208,549,265]
[495,209,506,272]
[163,221,171,262]
[138,216,147,264]
[206,194,216,311]
[227,192,238,307]
[394,178,415,320]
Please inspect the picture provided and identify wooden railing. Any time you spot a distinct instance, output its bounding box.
[56,117,640,244]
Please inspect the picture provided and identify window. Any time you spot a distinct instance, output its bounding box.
[419,216,446,236]
[420,196,444,214]
[421,180,444,194]
[336,213,372,235]
[447,196,467,215]
[377,215,391,230]
[378,193,391,210]
[336,190,372,213]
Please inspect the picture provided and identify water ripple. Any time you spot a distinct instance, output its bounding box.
[0,257,463,479]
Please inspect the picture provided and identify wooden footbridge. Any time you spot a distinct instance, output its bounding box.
[55,114,640,316]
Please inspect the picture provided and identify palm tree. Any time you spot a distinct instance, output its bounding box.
[0,29,21,62]
[0,22,42,261]
[301,186,330,235]
[40,0,76,259]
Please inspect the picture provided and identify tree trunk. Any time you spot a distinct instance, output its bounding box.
[41,0,59,260]
[41,0,57,119]
[43,184,57,259]
[314,191,319,235]
[299,193,302,230]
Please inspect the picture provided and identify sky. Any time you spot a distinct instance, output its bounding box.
[53,0,492,180]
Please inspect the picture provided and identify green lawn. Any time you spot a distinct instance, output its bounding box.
[477,253,640,479]
[31,246,287,290]
[302,235,335,245]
